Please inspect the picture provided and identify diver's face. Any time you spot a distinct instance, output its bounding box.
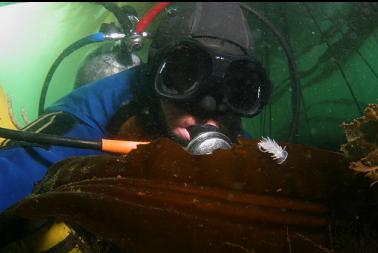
[160,99,240,144]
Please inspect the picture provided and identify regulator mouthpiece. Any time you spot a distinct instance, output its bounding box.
[186,124,232,155]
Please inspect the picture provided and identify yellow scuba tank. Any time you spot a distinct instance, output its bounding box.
[0,84,19,143]
[24,222,80,253]
[0,221,82,253]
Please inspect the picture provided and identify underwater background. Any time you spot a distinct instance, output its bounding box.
[0,2,377,150]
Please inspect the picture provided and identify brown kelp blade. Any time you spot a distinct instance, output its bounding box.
[6,178,330,253]
[2,138,355,252]
[35,138,350,201]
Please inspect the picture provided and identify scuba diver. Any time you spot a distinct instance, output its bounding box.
[0,2,271,215]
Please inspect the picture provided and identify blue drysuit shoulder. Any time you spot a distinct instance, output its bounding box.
[0,65,144,212]
[46,65,143,131]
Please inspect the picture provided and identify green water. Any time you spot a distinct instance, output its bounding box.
[242,2,378,149]
[0,2,152,123]
[0,2,377,150]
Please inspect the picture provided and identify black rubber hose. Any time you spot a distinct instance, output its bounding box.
[38,3,137,116]
[239,3,302,143]
[0,127,101,150]
[38,34,104,115]
[95,2,134,33]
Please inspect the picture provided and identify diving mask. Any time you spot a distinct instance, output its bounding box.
[154,39,271,117]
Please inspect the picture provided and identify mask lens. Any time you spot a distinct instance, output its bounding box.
[224,60,267,116]
[156,44,211,100]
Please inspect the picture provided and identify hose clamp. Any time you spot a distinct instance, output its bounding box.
[125,32,148,52]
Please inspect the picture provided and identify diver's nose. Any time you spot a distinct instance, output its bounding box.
[199,95,217,113]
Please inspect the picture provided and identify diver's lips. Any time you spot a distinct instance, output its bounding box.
[174,121,220,142]
[174,127,191,142]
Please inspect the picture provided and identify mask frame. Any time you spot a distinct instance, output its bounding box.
[153,38,272,117]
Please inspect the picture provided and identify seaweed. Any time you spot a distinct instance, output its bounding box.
[0,138,352,252]
[341,104,378,182]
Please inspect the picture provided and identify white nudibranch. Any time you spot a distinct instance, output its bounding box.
[257,137,288,164]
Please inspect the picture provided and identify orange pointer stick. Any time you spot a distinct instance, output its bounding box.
[101,139,150,154]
